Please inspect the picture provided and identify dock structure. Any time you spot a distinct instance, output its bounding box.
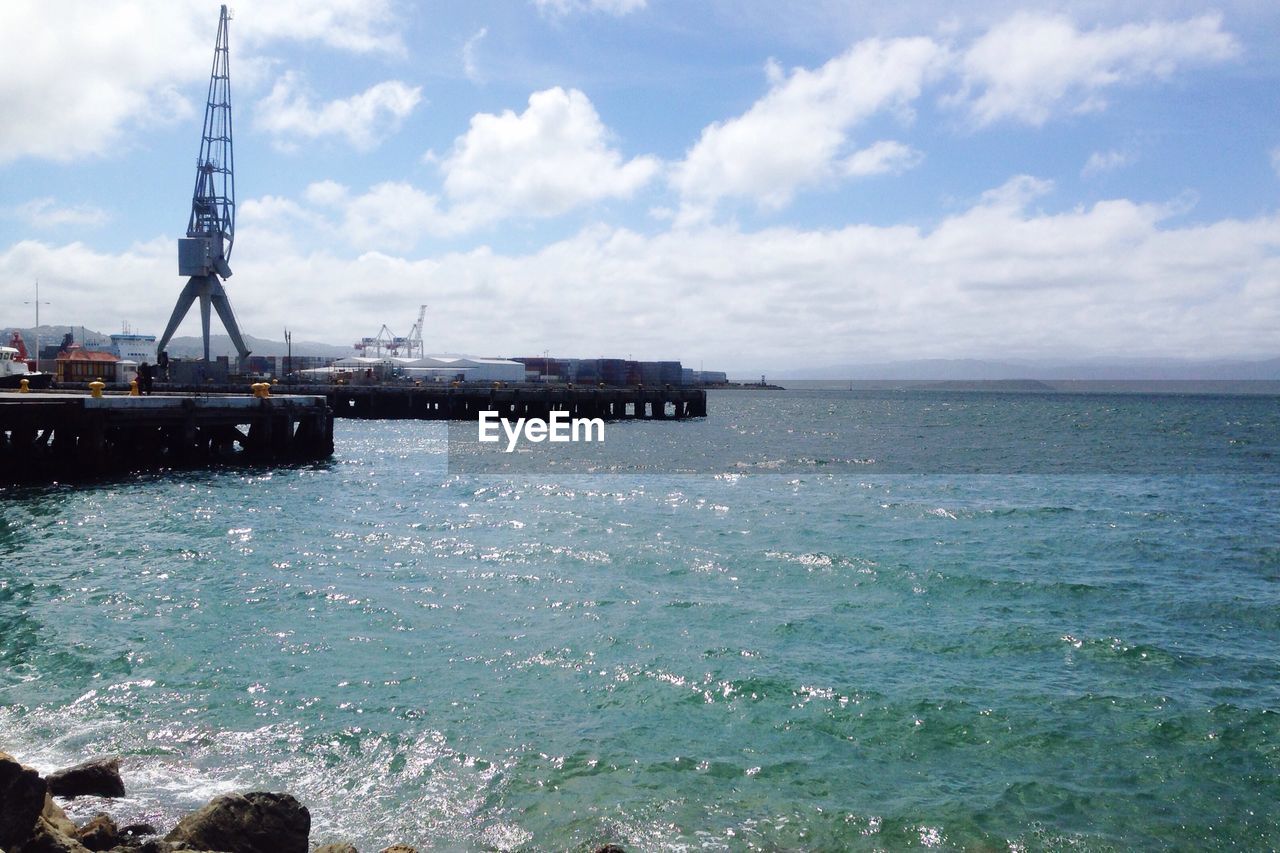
[325,384,707,421]
[148,383,708,421]
[0,392,333,483]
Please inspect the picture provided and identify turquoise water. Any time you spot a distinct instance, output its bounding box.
[2,390,1278,850]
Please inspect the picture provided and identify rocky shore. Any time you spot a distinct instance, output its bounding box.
[1,751,624,853]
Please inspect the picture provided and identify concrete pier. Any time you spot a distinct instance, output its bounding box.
[0,392,333,483]
[325,384,708,421]
[143,383,708,421]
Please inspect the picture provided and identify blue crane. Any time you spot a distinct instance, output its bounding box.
[156,4,251,364]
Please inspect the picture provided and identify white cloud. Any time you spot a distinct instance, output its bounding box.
[303,180,351,208]
[233,0,404,55]
[278,89,657,248]
[672,36,946,222]
[0,0,405,164]
[8,179,1277,367]
[441,87,659,224]
[254,73,421,151]
[303,181,454,250]
[1082,149,1136,178]
[462,27,489,83]
[12,197,110,229]
[342,183,456,250]
[844,141,924,177]
[532,0,646,17]
[953,13,1239,127]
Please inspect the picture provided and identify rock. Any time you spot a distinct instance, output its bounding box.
[314,845,359,853]
[129,841,178,853]
[377,847,416,853]
[0,751,48,851]
[163,791,309,853]
[11,816,92,853]
[46,758,126,799]
[73,814,121,852]
[119,823,157,838]
[42,793,79,837]
[594,847,627,853]
[126,840,223,853]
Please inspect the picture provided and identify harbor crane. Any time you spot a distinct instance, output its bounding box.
[406,304,426,359]
[156,5,251,364]
[352,305,427,358]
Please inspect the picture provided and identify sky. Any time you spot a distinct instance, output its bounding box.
[2,0,1278,372]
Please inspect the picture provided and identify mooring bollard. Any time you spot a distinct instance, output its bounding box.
[251,381,271,398]
[130,379,140,396]
[18,377,30,393]
[89,379,106,398]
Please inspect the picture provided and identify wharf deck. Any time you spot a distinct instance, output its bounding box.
[0,392,333,483]
[325,384,707,420]
[146,383,708,421]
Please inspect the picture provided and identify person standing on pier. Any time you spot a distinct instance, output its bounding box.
[138,361,154,395]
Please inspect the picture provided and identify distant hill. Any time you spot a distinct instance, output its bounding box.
[3,325,113,351]
[774,357,1280,381]
[1,326,351,359]
[163,334,351,359]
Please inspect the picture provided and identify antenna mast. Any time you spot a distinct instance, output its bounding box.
[156,4,251,364]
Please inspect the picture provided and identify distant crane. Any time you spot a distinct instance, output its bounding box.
[156,5,251,364]
[406,304,427,359]
[352,305,427,358]
[353,325,397,357]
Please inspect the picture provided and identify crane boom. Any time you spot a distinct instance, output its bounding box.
[188,6,235,262]
[409,304,427,358]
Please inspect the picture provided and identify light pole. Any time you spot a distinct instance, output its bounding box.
[23,280,50,373]
[284,328,292,381]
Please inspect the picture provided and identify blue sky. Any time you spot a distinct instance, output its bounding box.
[2,0,1278,371]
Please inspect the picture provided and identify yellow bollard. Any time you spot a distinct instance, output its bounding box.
[130,379,140,396]
[18,378,30,393]
[250,381,271,398]
[89,380,106,398]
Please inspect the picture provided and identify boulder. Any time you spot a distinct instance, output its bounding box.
[73,814,121,852]
[163,792,309,853]
[42,793,78,837]
[0,751,48,851]
[46,758,126,799]
[125,837,241,853]
[11,816,91,853]
[127,841,179,853]
[119,822,157,839]
[377,847,416,853]
[314,845,359,853]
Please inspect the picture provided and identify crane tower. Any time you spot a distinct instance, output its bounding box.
[156,5,251,364]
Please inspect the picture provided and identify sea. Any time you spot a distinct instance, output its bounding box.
[1,387,1277,851]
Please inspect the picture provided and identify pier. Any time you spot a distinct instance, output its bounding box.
[0,384,706,483]
[0,392,333,483]
[148,383,708,421]
[323,384,707,421]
